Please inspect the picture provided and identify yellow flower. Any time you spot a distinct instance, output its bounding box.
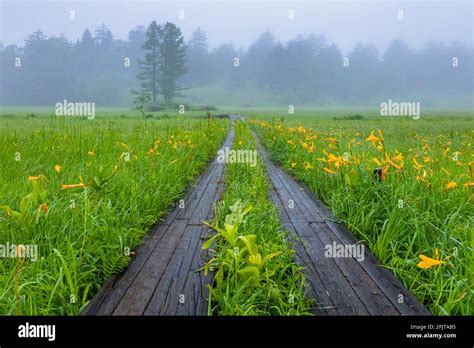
[445,181,457,190]
[323,167,335,174]
[38,203,49,214]
[304,162,313,170]
[416,170,427,182]
[323,137,337,143]
[291,162,297,168]
[238,140,243,145]
[54,165,62,173]
[392,153,404,162]
[386,158,401,170]
[412,157,423,170]
[16,244,25,259]
[377,129,384,141]
[417,249,447,269]
[372,157,381,166]
[87,150,94,156]
[287,139,295,145]
[376,141,384,152]
[28,175,45,182]
[327,153,338,164]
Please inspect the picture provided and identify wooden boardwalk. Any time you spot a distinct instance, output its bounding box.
[82,128,234,315]
[82,122,429,316]
[254,134,430,315]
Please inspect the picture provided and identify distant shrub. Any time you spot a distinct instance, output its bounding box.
[333,114,365,120]
[146,102,217,112]
[200,105,218,111]
[146,101,186,112]
[146,103,166,112]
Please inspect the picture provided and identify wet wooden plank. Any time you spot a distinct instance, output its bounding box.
[312,222,399,315]
[283,222,339,315]
[176,226,210,315]
[92,223,173,315]
[144,225,200,315]
[113,218,189,315]
[325,221,430,315]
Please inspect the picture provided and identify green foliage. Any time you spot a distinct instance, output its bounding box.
[135,21,188,105]
[136,21,161,102]
[253,115,474,315]
[133,94,151,117]
[0,116,229,315]
[203,121,311,315]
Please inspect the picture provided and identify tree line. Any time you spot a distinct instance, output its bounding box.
[0,23,472,107]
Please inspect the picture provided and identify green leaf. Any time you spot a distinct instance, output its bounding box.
[237,266,260,283]
[262,251,282,265]
[238,235,258,256]
[201,234,218,250]
[221,223,237,245]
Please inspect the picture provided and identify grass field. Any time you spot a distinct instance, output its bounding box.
[251,114,473,315]
[203,121,311,315]
[0,114,228,315]
[0,107,472,316]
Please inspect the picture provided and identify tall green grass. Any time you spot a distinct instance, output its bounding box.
[252,116,473,315]
[204,121,311,315]
[0,115,229,315]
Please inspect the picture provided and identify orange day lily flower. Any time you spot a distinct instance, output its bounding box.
[323,167,336,174]
[28,175,45,182]
[392,153,404,162]
[365,130,380,146]
[445,181,457,190]
[38,203,49,214]
[417,249,449,269]
[61,183,86,190]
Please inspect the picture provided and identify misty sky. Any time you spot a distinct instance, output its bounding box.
[1,0,472,54]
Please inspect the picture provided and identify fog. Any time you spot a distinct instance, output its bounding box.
[1,0,473,107]
[2,1,472,52]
